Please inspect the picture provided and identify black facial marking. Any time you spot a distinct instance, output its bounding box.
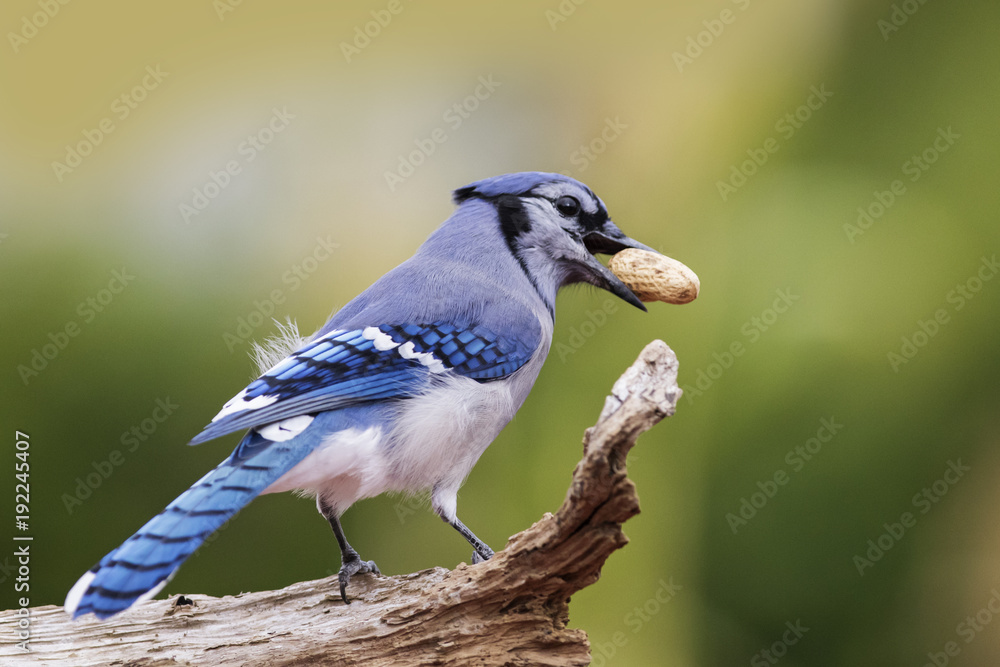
[494,194,547,306]
[496,194,532,242]
[452,185,477,204]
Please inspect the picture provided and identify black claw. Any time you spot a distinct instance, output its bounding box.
[471,545,494,564]
[338,556,379,604]
[338,576,350,605]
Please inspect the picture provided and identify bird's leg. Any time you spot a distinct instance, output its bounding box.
[317,498,379,604]
[431,486,494,563]
[447,515,495,564]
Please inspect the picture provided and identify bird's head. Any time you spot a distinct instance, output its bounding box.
[453,172,655,311]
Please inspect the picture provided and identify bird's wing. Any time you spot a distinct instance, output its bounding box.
[188,323,538,445]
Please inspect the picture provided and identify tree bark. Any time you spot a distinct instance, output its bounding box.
[2,340,682,666]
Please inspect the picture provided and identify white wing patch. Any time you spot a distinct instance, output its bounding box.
[256,414,315,442]
[362,326,400,351]
[212,388,278,423]
[363,326,448,374]
[397,341,447,374]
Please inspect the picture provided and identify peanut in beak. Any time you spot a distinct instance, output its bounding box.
[609,248,700,305]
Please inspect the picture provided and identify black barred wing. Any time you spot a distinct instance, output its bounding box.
[188,323,538,445]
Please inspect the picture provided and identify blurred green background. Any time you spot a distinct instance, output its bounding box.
[2,0,999,664]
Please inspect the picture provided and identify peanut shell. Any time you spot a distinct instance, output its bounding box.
[609,248,700,305]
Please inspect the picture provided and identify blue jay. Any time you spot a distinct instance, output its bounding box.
[65,171,657,619]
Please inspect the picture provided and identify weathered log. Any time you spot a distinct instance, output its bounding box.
[1,340,681,666]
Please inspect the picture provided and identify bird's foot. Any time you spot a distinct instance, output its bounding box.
[471,545,494,564]
[338,555,380,604]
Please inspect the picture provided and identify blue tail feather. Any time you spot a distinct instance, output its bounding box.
[66,434,313,619]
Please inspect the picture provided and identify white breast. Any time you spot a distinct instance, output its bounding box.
[264,314,553,518]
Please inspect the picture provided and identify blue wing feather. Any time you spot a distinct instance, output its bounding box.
[188,322,536,446]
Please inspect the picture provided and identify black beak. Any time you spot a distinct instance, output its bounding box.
[583,229,657,256]
[579,225,660,312]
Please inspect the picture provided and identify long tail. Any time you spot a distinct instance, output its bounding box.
[65,432,311,619]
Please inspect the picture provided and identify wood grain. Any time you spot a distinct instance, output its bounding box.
[1,340,682,667]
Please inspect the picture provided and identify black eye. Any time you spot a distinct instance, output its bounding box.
[555,196,581,217]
